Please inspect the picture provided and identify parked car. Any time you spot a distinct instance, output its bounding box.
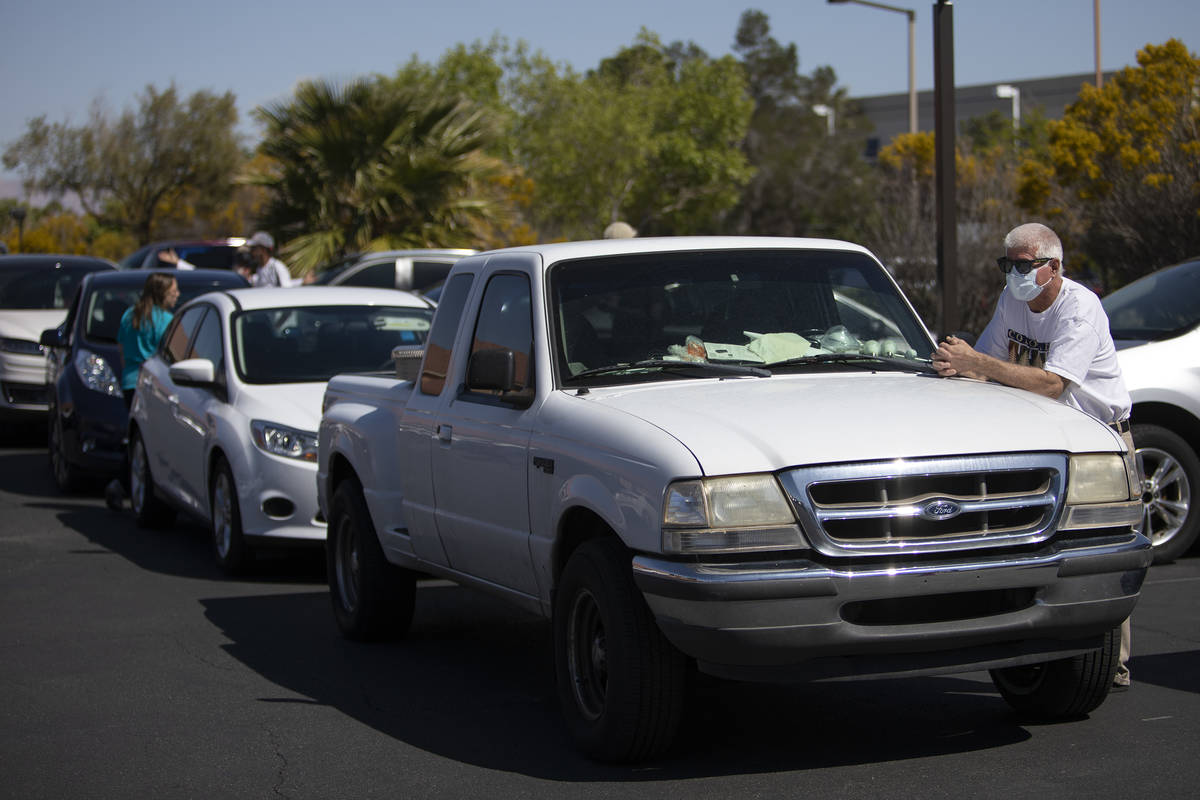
[129,286,436,572]
[1102,256,1200,563]
[312,249,476,292]
[40,269,249,490]
[0,254,116,427]
[120,239,246,271]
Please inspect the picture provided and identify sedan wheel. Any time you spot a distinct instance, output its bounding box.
[130,429,174,529]
[211,459,251,573]
[49,411,83,492]
[1133,423,1200,564]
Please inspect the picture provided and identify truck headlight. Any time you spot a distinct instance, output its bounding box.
[74,349,122,396]
[1061,453,1141,530]
[251,420,318,462]
[662,474,806,554]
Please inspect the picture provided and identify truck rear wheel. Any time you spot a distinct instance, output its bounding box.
[326,478,415,641]
[990,625,1120,718]
[553,537,687,762]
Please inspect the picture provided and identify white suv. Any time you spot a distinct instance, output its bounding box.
[129,286,434,572]
[1103,257,1200,563]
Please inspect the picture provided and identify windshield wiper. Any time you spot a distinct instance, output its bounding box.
[765,353,937,373]
[566,359,771,381]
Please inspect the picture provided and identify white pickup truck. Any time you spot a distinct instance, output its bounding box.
[317,236,1150,762]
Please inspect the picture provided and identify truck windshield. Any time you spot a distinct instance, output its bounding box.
[549,249,934,386]
[233,305,434,384]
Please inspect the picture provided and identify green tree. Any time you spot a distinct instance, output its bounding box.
[509,30,754,239]
[863,130,1029,335]
[1018,39,1200,288]
[246,77,507,271]
[2,84,242,243]
[726,10,876,239]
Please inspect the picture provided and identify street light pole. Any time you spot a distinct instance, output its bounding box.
[934,0,958,336]
[1094,0,1103,88]
[995,83,1020,134]
[812,104,836,135]
[828,0,917,134]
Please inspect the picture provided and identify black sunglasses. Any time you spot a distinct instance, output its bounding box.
[997,256,1054,275]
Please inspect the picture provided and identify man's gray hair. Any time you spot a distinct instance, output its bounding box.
[1004,222,1064,264]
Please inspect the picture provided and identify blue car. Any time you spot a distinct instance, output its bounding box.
[41,269,248,491]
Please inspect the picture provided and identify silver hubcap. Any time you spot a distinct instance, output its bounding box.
[213,471,233,558]
[1136,446,1191,547]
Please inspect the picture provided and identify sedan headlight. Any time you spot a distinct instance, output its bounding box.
[1061,453,1142,530]
[662,474,806,554]
[0,337,43,355]
[73,349,122,396]
[250,420,318,462]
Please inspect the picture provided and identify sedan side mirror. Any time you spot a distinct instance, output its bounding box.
[40,328,67,348]
[169,358,215,387]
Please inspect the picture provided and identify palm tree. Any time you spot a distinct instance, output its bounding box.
[246,77,508,272]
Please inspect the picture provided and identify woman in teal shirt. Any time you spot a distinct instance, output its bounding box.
[107,273,179,509]
[117,272,180,408]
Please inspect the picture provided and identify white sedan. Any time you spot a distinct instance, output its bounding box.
[129,286,434,572]
[1103,257,1200,563]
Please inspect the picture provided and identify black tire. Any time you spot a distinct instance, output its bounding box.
[1132,423,1200,564]
[326,478,415,641]
[990,625,1120,718]
[553,537,687,763]
[48,409,84,493]
[129,428,176,529]
[210,457,253,574]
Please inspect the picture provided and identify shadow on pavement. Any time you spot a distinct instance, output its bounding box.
[1130,649,1200,695]
[202,583,1033,780]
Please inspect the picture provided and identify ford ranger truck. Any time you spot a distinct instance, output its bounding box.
[317,237,1150,762]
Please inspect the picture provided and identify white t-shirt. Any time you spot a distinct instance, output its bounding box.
[250,257,300,287]
[977,276,1130,424]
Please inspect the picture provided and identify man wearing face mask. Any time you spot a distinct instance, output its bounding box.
[933,221,1134,690]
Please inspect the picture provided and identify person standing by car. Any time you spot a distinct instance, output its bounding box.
[932,221,1135,690]
[105,273,180,509]
[245,231,306,287]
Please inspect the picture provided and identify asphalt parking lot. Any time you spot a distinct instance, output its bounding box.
[1,440,1197,800]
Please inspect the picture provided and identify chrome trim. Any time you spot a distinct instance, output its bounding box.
[778,453,1068,557]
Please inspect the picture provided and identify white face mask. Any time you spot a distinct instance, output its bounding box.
[1006,268,1046,301]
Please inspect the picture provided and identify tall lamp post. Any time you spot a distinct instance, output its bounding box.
[812,104,836,135]
[995,83,1020,133]
[828,0,917,134]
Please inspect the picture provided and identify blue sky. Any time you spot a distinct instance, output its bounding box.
[1,0,1195,192]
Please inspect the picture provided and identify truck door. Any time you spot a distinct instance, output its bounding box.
[430,271,538,595]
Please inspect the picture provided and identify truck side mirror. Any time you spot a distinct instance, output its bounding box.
[467,348,516,392]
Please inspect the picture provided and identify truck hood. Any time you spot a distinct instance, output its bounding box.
[586,372,1122,475]
[234,382,327,433]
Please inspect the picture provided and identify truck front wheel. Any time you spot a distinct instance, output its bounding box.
[989,624,1120,718]
[553,537,687,762]
[327,478,415,641]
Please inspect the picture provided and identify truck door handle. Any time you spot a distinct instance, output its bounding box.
[436,424,452,442]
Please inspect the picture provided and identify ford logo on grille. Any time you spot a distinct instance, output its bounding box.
[921,499,962,520]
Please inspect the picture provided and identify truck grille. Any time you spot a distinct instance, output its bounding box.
[777,454,1067,557]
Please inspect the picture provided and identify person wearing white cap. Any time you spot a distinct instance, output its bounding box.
[245,231,302,287]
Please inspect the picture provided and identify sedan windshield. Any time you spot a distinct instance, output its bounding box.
[0,261,107,310]
[1102,259,1200,341]
[550,249,934,385]
[233,305,433,384]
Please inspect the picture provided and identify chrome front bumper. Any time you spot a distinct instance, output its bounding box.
[633,531,1151,680]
